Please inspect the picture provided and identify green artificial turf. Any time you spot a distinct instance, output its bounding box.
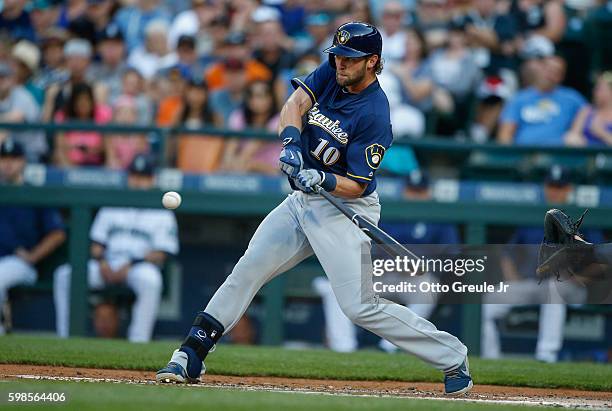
[0,335,611,391]
[0,380,544,411]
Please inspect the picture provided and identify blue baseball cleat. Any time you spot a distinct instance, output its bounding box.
[156,349,206,384]
[444,358,473,395]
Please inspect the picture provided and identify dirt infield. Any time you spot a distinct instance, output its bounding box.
[1,364,611,409]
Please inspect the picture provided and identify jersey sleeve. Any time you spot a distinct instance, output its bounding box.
[39,208,65,235]
[345,113,393,184]
[151,212,179,255]
[290,61,335,106]
[500,95,521,124]
[90,208,111,245]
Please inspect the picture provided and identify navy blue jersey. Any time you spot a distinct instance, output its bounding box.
[0,206,65,258]
[291,61,393,196]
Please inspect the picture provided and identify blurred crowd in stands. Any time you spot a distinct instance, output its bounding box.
[1,0,612,174]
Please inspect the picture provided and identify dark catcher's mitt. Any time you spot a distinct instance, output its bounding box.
[536,208,592,280]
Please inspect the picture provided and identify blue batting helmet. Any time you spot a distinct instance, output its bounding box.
[323,22,383,69]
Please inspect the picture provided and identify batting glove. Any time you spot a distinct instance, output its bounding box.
[279,145,303,179]
[295,169,337,193]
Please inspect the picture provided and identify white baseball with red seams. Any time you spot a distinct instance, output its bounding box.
[162,191,182,210]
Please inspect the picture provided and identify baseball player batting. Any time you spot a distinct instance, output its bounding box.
[157,22,473,395]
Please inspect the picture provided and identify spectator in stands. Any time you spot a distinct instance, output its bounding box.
[89,24,127,105]
[415,0,451,51]
[498,53,586,145]
[168,0,224,52]
[58,0,88,30]
[518,35,552,87]
[584,0,612,75]
[482,165,604,363]
[53,82,112,166]
[32,28,69,91]
[565,71,612,146]
[0,62,46,163]
[30,0,62,43]
[106,95,149,170]
[251,19,297,84]
[209,57,248,125]
[379,1,408,64]
[274,0,306,37]
[511,0,566,44]
[155,65,188,127]
[67,0,117,46]
[428,17,482,135]
[379,63,426,138]
[205,31,272,92]
[162,0,190,18]
[113,0,171,52]
[176,77,225,173]
[0,139,66,336]
[54,153,179,342]
[42,38,94,121]
[297,13,333,60]
[464,0,520,142]
[390,27,435,115]
[119,68,152,124]
[249,3,282,29]
[171,34,211,84]
[221,80,281,175]
[11,40,44,106]
[0,0,35,42]
[202,14,231,61]
[127,19,177,80]
[350,0,374,24]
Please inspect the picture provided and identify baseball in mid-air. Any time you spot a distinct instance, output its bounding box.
[162,191,182,210]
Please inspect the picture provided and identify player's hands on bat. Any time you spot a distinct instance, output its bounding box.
[279,146,303,178]
[295,169,324,193]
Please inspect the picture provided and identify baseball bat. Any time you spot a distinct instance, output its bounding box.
[316,187,420,261]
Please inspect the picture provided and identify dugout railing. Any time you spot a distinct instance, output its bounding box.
[3,122,612,354]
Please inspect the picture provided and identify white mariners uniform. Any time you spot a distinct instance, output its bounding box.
[54,207,178,342]
[481,279,586,363]
[0,256,36,335]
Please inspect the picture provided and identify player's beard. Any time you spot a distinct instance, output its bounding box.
[336,62,367,87]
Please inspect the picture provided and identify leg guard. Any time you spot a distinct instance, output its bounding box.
[179,311,224,377]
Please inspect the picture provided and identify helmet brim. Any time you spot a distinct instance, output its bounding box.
[323,44,371,58]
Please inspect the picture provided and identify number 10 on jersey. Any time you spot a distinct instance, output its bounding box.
[310,138,341,166]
